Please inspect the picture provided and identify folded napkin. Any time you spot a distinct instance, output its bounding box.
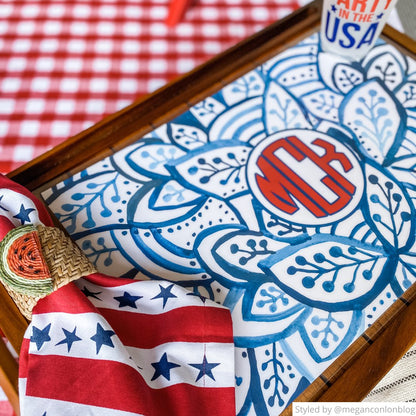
[0,175,235,415]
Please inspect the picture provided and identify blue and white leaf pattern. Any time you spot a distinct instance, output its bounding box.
[300,309,362,362]
[333,63,365,95]
[168,141,251,200]
[396,81,416,109]
[302,89,343,122]
[170,123,208,150]
[189,96,226,127]
[363,45,408,90]
[199,228,287,284]
[128,180,206,227]
[363,163,415,251]
[340,80,406,163]
[44,34,416,416]
[245,283,304,322]
[124,141,187,179]
[317,53,364,95]
[260,235,391,311]
[209,97,265,143]
[264,81,311,133]
[221,69,265,105]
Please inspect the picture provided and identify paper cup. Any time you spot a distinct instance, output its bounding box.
[320,0,400,60]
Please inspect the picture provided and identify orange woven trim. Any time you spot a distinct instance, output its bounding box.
[7,230,51,281]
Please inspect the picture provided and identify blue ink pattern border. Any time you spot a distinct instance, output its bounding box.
[42,33,416,415]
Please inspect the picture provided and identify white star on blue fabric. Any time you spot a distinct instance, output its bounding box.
[151,284,177,308]
[30,323,51,351]
[190,355,220,382]
[13,203,35,224]
[114,291,142,308]
[90,323,116,354]
[56,327,82,352]
[151,352,181,381]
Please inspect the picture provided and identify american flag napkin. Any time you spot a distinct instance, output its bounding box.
[0,175,235,415]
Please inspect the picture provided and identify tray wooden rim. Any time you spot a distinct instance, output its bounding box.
[5,0,416,412]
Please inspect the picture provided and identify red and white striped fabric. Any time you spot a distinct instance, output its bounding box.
[0,175,235,415]
[20,275,235,415]
[0,0,300,174]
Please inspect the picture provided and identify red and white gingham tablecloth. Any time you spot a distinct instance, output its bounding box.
[0,0,300,174]
[0,1,300,411]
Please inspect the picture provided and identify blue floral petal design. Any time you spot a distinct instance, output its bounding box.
[253,342,307,411]
[260,234,395,312]
[167,140,251,200]
[189,96,226,127]
[363,44,408,91]
[302,89,343,122]
[363,162,415,251]
[127,180,207,228]
[255,200,309,240]
[388,142,416,194]
[264,81,312,133]
[317,53,364,95]
[169,123,208,150]
[221,69,265,106]
[340,79,407,163]
[209,97,266,144]
[395,256,416,294]
[112,228,207,280]
[396,81,416,109]
[243,282,305,322]
[123,139,187,179]
[333,63,365,95]
[267,37,321,98]
[195,225,287,286]
[299,309,363,362]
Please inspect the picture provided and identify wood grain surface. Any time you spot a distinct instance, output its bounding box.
[2,1,416,414]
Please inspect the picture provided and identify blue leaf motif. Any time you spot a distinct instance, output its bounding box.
[363,163,415,251]
[125,142,186,179]
[389,156,416,193]
[264,81,311,134]
[300,309,362,362]
[340,79,406,163]
[363,45,408,91]
[395,256,416,294]
[128,180,206,228]
[167,141,251,200]
[151,180,205,209]
[244,283,305,322]
[52,172,120,233]
[221,69,265,105]
[317,52,364,94]
[258,343,303,409]
[169,123,207,150]
[208,97,266,144]
[195,226,287,286]
[110,228,206,280]
[189,97,226,127]
[333,63,364,94]
[260,235,393,311]
[302,89,343,122]
[396,82,416,109]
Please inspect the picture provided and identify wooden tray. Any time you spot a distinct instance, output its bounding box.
[5,1,416,413]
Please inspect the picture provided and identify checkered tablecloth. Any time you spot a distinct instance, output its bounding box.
[0,0,300,174]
